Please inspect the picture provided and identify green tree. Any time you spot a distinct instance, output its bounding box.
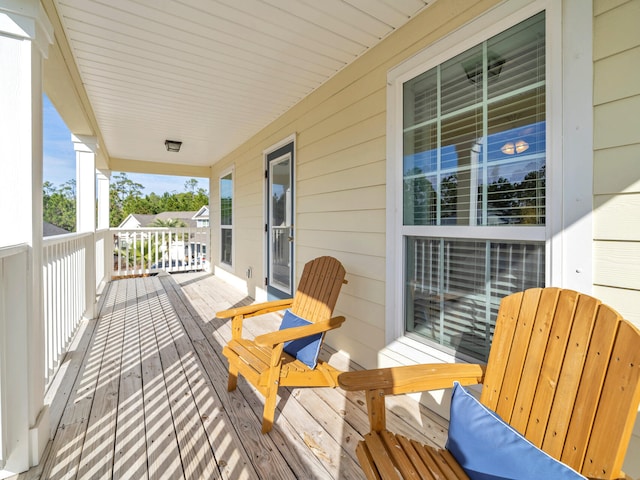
[184,178,198,194]
[110,173,144,226]
[43,179,76,232]
[150,218,187,228]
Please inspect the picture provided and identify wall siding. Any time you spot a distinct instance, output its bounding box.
[593,0,640,331]
[208,0,640,473]
[210,0,503,367]
[210,0,640,380]
[593,1,640,474]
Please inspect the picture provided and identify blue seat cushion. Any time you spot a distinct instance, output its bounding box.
[278,309,323,369]
[446,382,586,480]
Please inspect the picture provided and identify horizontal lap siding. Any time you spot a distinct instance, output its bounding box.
[593,0,640,326]
[210,0,504,368]
[593,0,640,476]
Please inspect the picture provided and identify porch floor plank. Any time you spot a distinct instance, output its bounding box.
[19,272,448,480]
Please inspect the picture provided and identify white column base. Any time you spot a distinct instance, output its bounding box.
[29,405,49,467]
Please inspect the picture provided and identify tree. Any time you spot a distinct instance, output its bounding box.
[43,179,76,232]
[110,173,144,226]
[150,218,187,228]
[184,178,199,193]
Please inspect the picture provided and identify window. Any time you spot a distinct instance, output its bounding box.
[398,12,547,361]
[220,170,233,267]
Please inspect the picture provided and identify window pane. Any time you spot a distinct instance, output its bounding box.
[220,171,232,267]
[220,173,232,226]
[221,228,232,266]
[440,108,483,225]
[402,12,546,227]
[405,237,545,361]
[487,13,545,100]
[441,45,483,115]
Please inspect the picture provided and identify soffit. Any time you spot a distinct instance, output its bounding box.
[51,0,433,169]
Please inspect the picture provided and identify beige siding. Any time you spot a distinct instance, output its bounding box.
[594,194,640,241]
[593,0,640,334]
[211,0,640,371]
[594,3,640,472]
[207,1,640,474]
[594,144,640,194]
[210,0,503,367]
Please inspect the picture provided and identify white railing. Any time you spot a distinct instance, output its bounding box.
[0,244,29,468]
[112,227,209,277]
[42,232,93,385]
[39,226,209,387]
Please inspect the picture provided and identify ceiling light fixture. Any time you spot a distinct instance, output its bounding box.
[165,139,182,152]
[501,139,529,155]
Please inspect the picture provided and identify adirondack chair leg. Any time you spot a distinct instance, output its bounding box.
[227,361,239,391]
[262,382,278,433]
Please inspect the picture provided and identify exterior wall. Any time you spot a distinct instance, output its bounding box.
[592,0,640,327]
[211,0,640,377]
[210,0,503,369]
[210,1,640,472]
[592,1,640,474]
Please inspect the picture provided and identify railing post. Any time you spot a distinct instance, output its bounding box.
[0,0,53,473]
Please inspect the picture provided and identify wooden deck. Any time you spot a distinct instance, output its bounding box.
[21,272,449,479]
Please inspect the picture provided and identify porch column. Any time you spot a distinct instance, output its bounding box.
[97,169,111,230]
[73,135,98,320]
[0,0,53,475]
[74,135,98,233]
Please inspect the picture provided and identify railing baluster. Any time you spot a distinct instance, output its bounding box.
[42,233,91,386]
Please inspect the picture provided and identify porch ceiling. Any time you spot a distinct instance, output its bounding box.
[45,0,433,171]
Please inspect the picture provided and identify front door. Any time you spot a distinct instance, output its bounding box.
[266,141,294,298]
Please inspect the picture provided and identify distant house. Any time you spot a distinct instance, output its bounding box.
[117,211,201,229]
[192,206,209,228]
[43,221,70,237]
[117,213,155,229]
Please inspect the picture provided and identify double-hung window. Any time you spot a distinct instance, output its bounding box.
[220,169,233,267]
[395,10,548,362]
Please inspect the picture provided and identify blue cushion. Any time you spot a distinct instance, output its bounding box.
[446,382,586,480]
[278,310,323,369]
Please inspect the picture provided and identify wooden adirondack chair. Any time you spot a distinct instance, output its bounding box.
[339,288,640,479]
[217,256,347,433]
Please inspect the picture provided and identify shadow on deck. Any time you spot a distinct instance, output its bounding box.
[20,272,449,479]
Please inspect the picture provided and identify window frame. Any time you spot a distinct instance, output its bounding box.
[385,0,591,364]
[219,166,234,271]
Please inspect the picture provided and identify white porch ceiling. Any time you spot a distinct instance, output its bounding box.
[51,0,433,169]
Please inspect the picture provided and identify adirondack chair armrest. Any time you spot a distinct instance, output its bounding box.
[338,363,486,396]
[216,298,294,320]
[254,316,346,348]
[339,363,485,432]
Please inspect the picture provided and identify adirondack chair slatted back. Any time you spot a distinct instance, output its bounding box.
[290,256,345,323]
[480,288,640,480]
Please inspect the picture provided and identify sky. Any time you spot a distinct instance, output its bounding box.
[43,95,208,195]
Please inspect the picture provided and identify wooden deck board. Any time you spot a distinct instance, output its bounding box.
[21,271,449,480]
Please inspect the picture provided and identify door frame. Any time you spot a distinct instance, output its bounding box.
[263,134,296,299]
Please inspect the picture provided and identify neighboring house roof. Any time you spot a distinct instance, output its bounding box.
[192,205,209,220]
[118,213,155,229]
[43,221,70,237]
[152,211,198,228]
[117,211,199,228]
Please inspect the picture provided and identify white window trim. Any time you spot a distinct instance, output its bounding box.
[384,0,593,365]
[219,165,234,272]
